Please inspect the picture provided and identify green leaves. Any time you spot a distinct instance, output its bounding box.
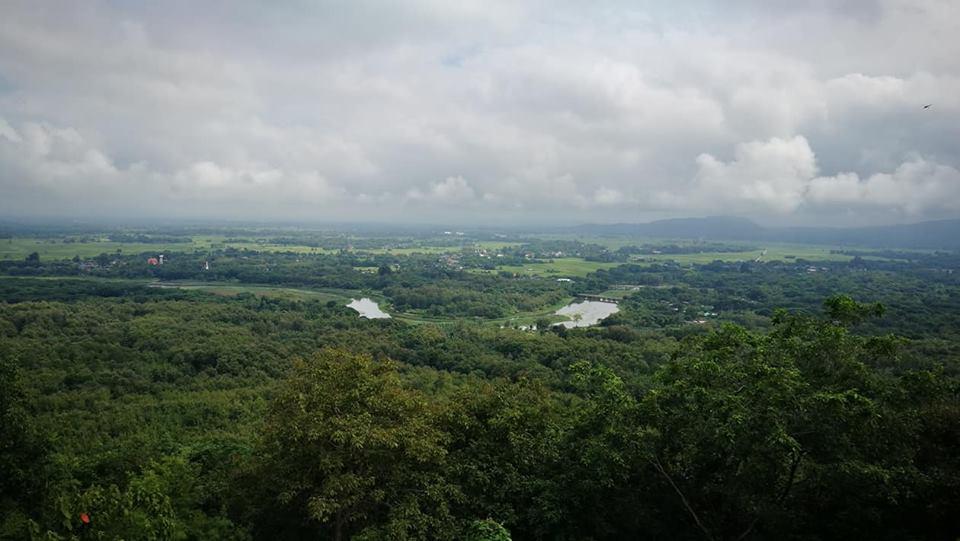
[464,518,512,541]
[824,295,886,326]
[3,286,958,540]
[642,325,807,539]
[254,349,456,540]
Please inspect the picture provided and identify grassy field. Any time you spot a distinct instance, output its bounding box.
[630,245,856,265]
[595,289,636,299]
[0,235,293,260]
[150,281,356,303]
[530,234,922,262]
[470,257,621,278]
[360,246,458,255]
[0,235,525,260]
[3,227,927,263]
[0,275,154,286]
[349,241,521,255]
[388,296,577,328]
[475,241,523,250]
[628,243,927,265]
[462,243,911,279]
[0,238,205,260]
[145,282,562,327]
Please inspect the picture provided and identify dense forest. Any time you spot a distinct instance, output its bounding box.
[1,228,959,540]
[2,290,958,539]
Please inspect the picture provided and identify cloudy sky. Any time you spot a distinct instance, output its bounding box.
[1,0,958,226]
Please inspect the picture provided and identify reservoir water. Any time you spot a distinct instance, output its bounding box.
[554,300,619,328]
[347,298,391,319]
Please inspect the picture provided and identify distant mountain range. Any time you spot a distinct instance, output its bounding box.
[572,216,960,250]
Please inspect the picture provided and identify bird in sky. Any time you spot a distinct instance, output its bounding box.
[923,104,933,109]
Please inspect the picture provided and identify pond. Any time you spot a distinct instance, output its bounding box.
[554,300,619,328]
[346,298,391,319]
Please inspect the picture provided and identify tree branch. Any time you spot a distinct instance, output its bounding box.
[651,455,715,541]
[735,449,805,541]
[735,516,760,541]
[778,449,804,504]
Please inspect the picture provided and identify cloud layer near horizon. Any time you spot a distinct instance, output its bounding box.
[1,0,958,225]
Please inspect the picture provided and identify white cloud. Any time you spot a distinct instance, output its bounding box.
[671,136,818,213]
[654,135,960,217]
[809,159,960,214]
[406,176,476,204]
[0,117,348,217]
[0,1,958,224]
[592,187,634,207]
[0,117,21,142]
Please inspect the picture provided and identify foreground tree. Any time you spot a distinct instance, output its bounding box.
[250,349,457,540]
[639,297,954,540]
[0,354,47,538]
[439,378,564,539]
[642,324,809,540]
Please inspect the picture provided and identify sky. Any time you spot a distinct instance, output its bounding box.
[0,0,958,226]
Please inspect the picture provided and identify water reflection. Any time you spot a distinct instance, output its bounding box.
[346,298,391,319]
[554,300,619,328]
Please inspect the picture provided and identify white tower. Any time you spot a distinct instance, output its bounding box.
[159,254,164,265]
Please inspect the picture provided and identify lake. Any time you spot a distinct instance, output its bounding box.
[554,300,619,328]
[346,298,391,319]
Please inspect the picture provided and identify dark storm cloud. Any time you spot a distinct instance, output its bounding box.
[0,0,957,225]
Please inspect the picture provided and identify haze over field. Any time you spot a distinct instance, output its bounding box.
[0,0,958,225]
